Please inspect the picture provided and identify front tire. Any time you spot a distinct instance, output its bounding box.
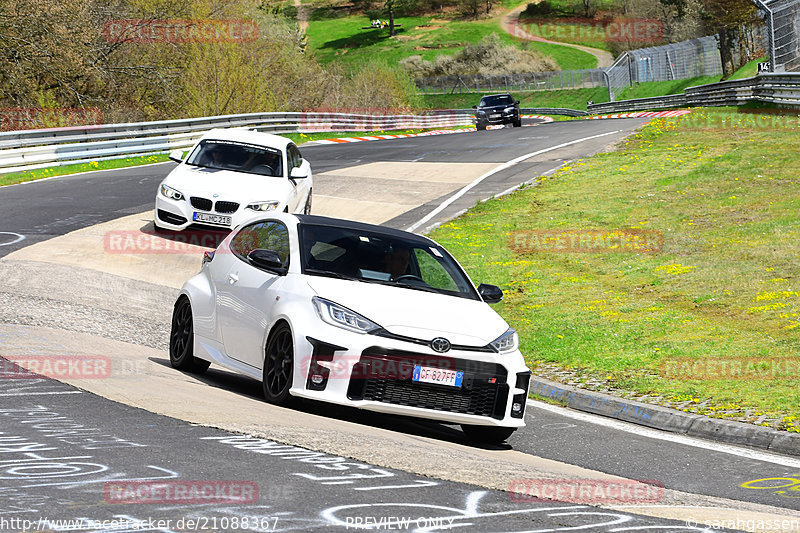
[513,118,522,127]
[262,323,294,405]
[461,424,516,444]
[169,297,210,373]
[303,189,312,215]
[476,123,487,131]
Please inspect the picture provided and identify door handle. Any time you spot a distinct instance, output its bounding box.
[228,273,239,284]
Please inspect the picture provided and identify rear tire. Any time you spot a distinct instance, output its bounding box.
[169,297,210,374]
[262,323,294,405]
[461,424,516,444]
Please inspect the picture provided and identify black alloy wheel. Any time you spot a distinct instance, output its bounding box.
[169,297,210,373]
[262,323,294,405]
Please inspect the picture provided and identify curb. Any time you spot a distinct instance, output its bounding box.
[586,110,692,120]
[529,376,800,456]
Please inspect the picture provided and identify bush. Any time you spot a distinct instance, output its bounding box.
[399,33,558,77]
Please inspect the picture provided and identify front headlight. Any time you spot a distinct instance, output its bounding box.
[246,201,280,212]
[312,297,381,334]
[491,328,518,353]
[160,184,184,201]
[504,107,516,113]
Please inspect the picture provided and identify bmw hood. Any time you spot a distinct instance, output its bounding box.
[304,276,510,347]
[163,164,292,203]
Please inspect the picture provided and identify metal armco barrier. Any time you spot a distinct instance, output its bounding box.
[0,110,474,174]
[588,73,800,114]
[0,108,583,174]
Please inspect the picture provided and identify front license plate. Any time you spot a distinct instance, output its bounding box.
[193,212,232,226]
[490,114,501,119]
[413,365,463,388]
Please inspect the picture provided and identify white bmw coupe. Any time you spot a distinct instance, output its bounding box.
[155,129,312,231]
[170,213,531,443]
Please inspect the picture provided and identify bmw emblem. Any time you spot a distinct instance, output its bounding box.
[430,337,451,353]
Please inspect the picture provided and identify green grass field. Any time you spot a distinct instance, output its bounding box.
[305,14,597,70]
[428,108,800,431]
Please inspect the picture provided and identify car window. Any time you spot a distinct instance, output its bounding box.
[480,95,514,107]
[299,224,479,300]
[230,221,290,267]
[185,139,284,177]
[287,144,302,170]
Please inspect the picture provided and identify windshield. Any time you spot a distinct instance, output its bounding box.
[185,139,283,177]
[480,95,514,107]
[299,224,480,300]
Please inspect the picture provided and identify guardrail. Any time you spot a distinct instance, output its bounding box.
[0,111,475,174]
[588,73,800,114]
[0,108,583,175]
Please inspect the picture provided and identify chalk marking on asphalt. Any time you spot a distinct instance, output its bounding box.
[0,232,25,246]
[0,391,83,396]
[406,130,622,233]
[528,399,800,468]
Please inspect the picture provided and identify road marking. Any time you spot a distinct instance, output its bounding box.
[528,399,800,468]
[0,391,82,396]
[0,232,25,246]
[406,130,622,232]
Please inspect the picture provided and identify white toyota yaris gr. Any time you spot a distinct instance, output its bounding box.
[154,129,312,231]
[170,213,531,443]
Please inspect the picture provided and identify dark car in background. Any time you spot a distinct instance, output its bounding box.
[473,94,521,130]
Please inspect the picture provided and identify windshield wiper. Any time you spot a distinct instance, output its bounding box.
[304,268,360,281]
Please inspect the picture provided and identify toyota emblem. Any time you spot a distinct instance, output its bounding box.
[430,337,451,353]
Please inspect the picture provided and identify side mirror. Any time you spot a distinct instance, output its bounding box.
[477,283,503,304]
[169,149,184,163]
[472,105,477,109]
[290,160,310,179]
[515,100,520,105]
[247,249,287,275]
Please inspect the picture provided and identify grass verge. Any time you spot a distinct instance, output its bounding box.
[423,87,609,110]
[429,108,800,431]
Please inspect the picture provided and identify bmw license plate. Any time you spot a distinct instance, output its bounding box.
[193,212,231,226]
[490,114,501,119]
[413,365,463,388]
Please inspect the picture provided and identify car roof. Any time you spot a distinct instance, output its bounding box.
[481,93,513,99]
[295,214,434,245]
[199,128,293,150]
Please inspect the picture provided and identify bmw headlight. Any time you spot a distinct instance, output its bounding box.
[504,107,516,113]
[246,201,280,212]
[490,328,518,353]
[312,297,380,334]
[160,184,184,201]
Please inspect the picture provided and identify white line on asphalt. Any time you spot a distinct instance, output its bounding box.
[528,399,800,468]
[1,161,173,188]
[406,130,621,233]
[0,391,82,396]
[0,232,25,246]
